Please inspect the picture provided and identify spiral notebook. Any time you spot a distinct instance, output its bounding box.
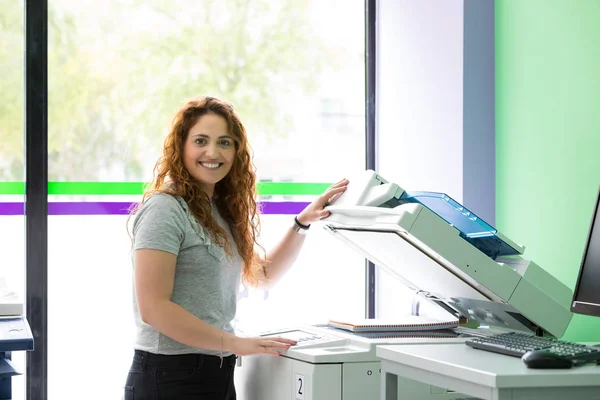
[327,316,458,333]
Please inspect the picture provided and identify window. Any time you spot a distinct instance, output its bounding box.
[0,1,26,398]
[46,0,365,398]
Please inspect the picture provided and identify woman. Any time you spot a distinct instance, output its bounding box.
[124,96,348,399]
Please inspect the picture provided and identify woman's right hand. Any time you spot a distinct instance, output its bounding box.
[229,336,297,356]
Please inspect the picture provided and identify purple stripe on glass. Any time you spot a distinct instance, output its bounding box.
[0,202,310,216]
[49,202,134,215]
[0,202,24,215]
[260,202,309,215]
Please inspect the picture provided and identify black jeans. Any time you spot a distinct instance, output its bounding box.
[124,350,237,400]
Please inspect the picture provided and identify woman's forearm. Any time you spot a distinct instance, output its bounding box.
[142,300,237,352]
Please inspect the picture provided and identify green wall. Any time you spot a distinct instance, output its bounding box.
[496,0,600,341]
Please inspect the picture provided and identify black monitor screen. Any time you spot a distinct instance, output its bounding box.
[571,186,600,317]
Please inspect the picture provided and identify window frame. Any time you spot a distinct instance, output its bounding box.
[25,0,49,399]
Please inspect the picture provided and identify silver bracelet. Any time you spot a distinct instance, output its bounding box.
[292,216,310,235]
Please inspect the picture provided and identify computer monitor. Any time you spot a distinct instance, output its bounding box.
[570,186,600,318]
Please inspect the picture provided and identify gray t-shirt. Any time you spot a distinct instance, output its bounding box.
[131,193,242,356]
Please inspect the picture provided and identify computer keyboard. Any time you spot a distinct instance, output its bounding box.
[465,332,600,363]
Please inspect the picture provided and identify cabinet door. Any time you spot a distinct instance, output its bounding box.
[342,361,380,400]
[293,360,342,400]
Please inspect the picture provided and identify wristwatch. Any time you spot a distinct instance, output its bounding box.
[292,216,310,235]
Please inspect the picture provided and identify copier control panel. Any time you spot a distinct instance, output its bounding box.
[262,329,342,348]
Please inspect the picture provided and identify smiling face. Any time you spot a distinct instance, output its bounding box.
[183,112,236,197]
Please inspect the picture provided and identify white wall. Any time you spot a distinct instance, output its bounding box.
[375,0,495,318]
[377,0,465,198]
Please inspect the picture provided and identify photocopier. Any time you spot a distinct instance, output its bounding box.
[0,285,34,399]
[234,169,573,400]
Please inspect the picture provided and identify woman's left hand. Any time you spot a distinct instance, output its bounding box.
[296,178,349,226]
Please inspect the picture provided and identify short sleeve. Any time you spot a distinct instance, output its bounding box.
[132,193,187,255]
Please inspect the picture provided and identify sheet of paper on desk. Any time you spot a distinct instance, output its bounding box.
[0,357,21,377]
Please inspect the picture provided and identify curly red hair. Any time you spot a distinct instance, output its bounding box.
[130,96,263,285]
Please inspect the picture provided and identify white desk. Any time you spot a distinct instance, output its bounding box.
[377,343,600,400]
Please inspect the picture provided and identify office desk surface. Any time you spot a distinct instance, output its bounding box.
[377,343,600,389]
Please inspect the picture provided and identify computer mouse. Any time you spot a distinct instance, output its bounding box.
[521,350,574,369]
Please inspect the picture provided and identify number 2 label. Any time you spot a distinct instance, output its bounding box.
[295,373,305,399]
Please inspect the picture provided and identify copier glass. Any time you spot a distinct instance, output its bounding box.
[235,170,573,400]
